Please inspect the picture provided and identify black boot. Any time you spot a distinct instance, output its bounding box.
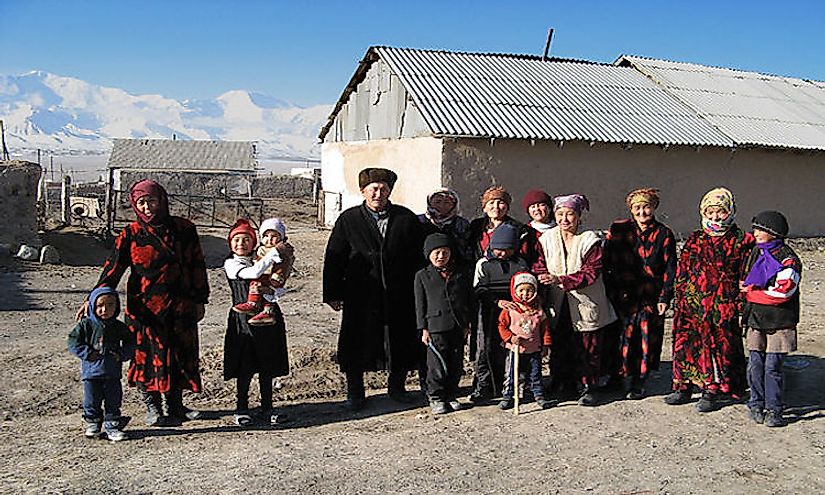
[165,388,201,421]
[141,390,164,426]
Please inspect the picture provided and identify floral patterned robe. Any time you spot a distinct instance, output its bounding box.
[671,226,754,396]
[96,217,209,393]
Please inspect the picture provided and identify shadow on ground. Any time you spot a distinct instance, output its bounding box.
[125,392,427,439]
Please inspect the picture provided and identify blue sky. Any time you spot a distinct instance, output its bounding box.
[1,0,823,106]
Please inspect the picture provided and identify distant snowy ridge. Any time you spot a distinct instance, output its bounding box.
[0,70,332,159]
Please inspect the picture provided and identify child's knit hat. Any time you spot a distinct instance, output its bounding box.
[423,233,451,258]
[87,286,120,325]
[752,210,789,238]
[228,218,257,246]
[259,218,287,242]
[489,223,519,250]
[510,271,539,305]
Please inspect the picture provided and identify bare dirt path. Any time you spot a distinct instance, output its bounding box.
[1,221,823,493]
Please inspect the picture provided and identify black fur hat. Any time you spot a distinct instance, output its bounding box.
[358,168,397,190]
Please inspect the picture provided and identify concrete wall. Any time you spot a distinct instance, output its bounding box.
[442,138,825,238]
[320,137,443,226]
[326,59,430,142]
[0,160,41,247]
[252,175,314,198]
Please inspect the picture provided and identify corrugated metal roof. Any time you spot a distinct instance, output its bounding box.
[319,46,734,147]
[107,139,257,172]
[618,56,825,150]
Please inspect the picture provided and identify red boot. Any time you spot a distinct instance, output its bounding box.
[233,291,262,314]
[249,304,275,325]
[233,301,260,314]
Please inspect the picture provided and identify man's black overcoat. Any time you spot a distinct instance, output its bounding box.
[323,202,425,372]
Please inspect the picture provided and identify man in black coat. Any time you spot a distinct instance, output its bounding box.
[323,167,426,411]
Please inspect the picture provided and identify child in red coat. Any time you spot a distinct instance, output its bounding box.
[498,272,555,410]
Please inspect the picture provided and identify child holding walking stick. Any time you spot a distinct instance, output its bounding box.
[498,272,555,411]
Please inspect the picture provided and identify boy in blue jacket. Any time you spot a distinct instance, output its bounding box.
[68,287,134,441]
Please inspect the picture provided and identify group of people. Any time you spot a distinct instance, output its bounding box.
[321,168,801,429]
[67,167,802,442]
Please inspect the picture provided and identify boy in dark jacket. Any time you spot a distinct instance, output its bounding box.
[469,223,529,403]
[68,287,134,441]
[741,211,802,428]
[414,233,473,414]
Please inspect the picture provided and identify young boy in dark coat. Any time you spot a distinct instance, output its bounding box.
[741,211,802,428]
[469,223,530,403]
[414,233,473,414]
[68,287,134,442]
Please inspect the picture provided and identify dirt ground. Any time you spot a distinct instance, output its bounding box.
[1,204,824,493]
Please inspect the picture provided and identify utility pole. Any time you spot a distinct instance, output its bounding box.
[542,28,554,61]
[0,120,9,160]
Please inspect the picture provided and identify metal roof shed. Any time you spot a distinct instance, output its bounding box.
[107,138,257,174]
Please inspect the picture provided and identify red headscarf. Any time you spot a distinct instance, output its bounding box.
[129,180,170,225]
[227,218,257,246]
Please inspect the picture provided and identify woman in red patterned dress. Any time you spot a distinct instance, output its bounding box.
[80,180,209,425]
[604,188,677,400]
[665,187,754,412]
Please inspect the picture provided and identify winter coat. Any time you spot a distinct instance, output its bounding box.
[68,317,134,380]
[323,202,426,372]
[414,265,472,333]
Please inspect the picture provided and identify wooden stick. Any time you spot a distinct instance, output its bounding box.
[513,346,520,416]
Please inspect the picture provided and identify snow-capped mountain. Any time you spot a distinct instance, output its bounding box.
[0,70,332,159]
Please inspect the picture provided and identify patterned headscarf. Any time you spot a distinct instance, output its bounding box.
[699,187,736,236]
[129,179,170,225]
[425,188,460,226]
[625,188,660,209]
[553,194,590,215]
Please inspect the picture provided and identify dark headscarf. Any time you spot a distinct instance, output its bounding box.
[129,179,170,225]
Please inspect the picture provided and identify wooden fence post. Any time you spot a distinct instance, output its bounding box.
[61,175,72,225]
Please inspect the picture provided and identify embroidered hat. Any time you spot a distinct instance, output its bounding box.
[481,186,512,207]
[625,188,660,209]
[358,168,398,190]
[752,210,789,238]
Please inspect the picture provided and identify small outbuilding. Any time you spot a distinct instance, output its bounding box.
[319,47,825,237]
[105,138,257,227]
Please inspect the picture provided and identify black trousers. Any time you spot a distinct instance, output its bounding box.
[473,304,507,397]
[345,369,407,399]
[425,329,464,401]
[237,372,273,411]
